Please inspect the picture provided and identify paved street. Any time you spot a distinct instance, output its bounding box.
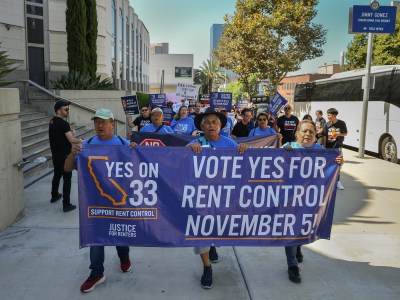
[0,148,399,300]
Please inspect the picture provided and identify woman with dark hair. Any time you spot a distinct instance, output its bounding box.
[170,105,198,135]
[302,114,313,121]
[281,119,343,284]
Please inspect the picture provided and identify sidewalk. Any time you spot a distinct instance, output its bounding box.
[0,149,399,299]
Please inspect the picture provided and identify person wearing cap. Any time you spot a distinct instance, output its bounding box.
[64,108,137,293]
[186,107,249,289]
[277,104,299,145]
[140,107,174,133]
[49,100,83,212]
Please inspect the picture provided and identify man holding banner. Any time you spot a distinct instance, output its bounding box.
[64,109,138,293]
[187,107,249,289]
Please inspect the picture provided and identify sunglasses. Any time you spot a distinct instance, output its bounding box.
[141,109,148,112]
[257,118,267,121]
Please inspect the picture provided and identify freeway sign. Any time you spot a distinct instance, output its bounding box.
[349,5,397,34]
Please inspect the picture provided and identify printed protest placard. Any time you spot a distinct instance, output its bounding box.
[269,92,288,116]
[236,99,249,110]
[149,94,166,107]
[176,83,200,100]
[210,92,233,111]
[121,95,139,115]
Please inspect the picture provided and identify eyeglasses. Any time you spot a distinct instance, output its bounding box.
[284,107,291,110]
[141,109,148,112]
[257,118,267,121]
[152,113,162,117]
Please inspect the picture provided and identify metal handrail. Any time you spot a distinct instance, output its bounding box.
[18,79,126,133]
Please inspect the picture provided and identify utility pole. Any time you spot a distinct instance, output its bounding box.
[358,0,376,158]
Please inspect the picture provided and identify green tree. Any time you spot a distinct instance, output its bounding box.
[345,13,400,69]
[85,0,98,78]
[66,0,88,74]
[193,69,209,94]
[344,34,368,70]
[0,43,17,86]
[225,80,246,102]
[215,0,326,92]
[197,59,225,93]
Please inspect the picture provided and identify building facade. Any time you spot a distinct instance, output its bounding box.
[210,24,223,59]
[149,53,194,94]
[150,43,169,54]
[0,0,150,92]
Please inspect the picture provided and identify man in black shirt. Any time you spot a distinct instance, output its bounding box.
[231,108,255,138]
[49,100,82,212]
[126,106,151,133]
[277,104,299,144]
[323,108,347,190]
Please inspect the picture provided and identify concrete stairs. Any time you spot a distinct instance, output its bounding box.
[20,102,94,188]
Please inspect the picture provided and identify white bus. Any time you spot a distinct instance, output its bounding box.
[294,65,400,163]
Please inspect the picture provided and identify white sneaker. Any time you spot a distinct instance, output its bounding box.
[337,181,344,190]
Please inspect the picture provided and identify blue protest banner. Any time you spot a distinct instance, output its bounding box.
[210,92,233,111]
[77,146,340,248]
[131,132,278,148]
[269,92,288,116]
[149,94,166,107]
[121,95,139,115]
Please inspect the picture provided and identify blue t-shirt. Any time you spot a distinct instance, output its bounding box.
[74,135,130,165]
[281,141,324,149]
[140,124,174,133]
[249,126,277,136]
[83,135,130,146]
[188,135,238,149]
[220,117,234,137]
[170,117,197,135]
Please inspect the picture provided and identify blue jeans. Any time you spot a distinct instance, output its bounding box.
[285,246,298,267]
[89,246,130,276]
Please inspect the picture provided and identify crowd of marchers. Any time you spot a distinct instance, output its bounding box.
[49,98,346,292]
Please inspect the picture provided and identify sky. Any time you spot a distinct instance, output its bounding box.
[130,0,395,74]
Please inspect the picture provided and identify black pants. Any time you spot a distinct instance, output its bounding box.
[51,154,72,205]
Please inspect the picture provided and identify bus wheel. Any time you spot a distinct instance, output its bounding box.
[381,136,398,163]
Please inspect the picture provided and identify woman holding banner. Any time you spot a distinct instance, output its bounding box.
[281,119,343,284]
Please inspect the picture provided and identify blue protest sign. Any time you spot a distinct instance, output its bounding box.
[160,106,174,124]
[269,92,288,116]
[121,95,139,115]
[149,94,166,107]
[77,146,340,248]
[236,99,249,110]
[210,92,233,111]
[350,5,397,34]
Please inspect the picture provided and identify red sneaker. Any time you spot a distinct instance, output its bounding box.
[80,274,105,293]
[120,257,131,272]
